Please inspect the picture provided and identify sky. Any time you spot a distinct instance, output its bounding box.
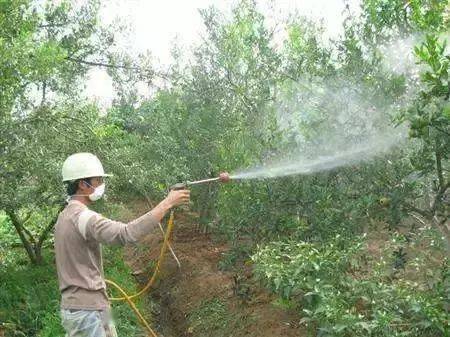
[84,0,361,107]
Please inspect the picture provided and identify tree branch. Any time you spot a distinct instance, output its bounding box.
[435,142,444,190]
[21,224,36,245]
[225,69,257,113]
[431,181,450,213]
[434,125,450,136]
[51,126,86,144]
[65,56,172,81]
[41,81,47,106]
[408,212,428,227]
[21,210,33,224]
[403,202,431,218]
[38,22,71,29]
[66,56,144,71]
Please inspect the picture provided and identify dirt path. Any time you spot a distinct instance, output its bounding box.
[125,211,303,337]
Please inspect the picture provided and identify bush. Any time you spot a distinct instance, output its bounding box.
[252,235,449,337]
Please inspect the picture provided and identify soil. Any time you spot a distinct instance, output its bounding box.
[124,210,304,337]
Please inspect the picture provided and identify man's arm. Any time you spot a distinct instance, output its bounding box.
[77,189,190,245]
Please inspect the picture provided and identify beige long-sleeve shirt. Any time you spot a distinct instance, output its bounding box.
[54,199,159,310]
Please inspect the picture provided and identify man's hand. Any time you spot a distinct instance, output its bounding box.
[150,189,191,223]
[165,189,190,208]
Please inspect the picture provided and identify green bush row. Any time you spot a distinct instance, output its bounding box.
[252,235,449,337]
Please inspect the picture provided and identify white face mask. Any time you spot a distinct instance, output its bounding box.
[70,181,106,201]
[88,183,105,201]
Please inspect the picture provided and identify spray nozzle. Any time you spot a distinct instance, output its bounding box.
[219,172,231,183]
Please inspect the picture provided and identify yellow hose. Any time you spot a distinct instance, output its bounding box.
[105,278,158,337]
[105,211,176,337]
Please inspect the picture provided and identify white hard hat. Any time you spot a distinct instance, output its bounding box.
[62,153,112,182]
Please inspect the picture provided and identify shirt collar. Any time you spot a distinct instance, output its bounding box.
[68,199,88,208]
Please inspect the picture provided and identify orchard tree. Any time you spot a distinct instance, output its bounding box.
[401,35,450,247]
[360,0,449,247]
[0,0,153,264]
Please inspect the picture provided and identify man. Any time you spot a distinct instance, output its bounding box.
[54,152,190,337]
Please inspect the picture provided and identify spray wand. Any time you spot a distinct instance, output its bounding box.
[170,172,231,190]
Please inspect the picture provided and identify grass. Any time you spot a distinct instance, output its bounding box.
[187,298,231,336]
[0,249,64,337]
[186,298,250,337]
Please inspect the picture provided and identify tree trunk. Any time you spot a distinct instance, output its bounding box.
[33,204,64,265]
[34,246,44,265]
[197,183,219,233]
[6,210,38,264]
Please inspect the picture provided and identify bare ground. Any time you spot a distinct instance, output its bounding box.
[124,210,304,337]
